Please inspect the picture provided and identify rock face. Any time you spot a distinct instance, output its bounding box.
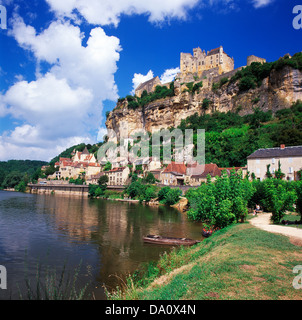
[106,66,302,139]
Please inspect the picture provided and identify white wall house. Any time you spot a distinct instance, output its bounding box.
[247,145,302,181]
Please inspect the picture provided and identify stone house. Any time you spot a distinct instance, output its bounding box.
[135,76,162,98]
[86,172,105,185]
[247,145,302,181]
[187,163,222,186]
[161,162,187,186]
[104,167,130,186]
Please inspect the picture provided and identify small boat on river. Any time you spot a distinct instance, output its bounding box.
[143,235,200,246]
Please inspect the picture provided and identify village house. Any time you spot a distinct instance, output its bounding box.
[247,145,302,181]
[86,172,105,185]
[187,163,222,186]
[161,162,187,186]
[51,147,101,181]
[104,167,130,186]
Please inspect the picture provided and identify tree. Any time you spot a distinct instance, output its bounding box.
[98,175,109,186]
[103,162,112,172]
[0,168,6,188]
[266,164,273,179]
[261,179,297,223]
[275,161,285,180]
[2,171,23,189]
[143,172,157,184]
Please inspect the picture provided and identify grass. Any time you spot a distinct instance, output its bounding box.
[106,223,302,300]
[18,259,91,300]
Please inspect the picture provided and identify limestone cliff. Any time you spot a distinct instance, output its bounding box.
[106,66,302,139]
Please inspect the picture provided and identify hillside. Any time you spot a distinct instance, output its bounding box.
[106,53,302,141]
[0,160,48,189]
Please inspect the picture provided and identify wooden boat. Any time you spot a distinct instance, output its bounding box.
[143,235,200,246]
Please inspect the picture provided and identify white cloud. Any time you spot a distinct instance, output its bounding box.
[160,67,180,84]
[252,0,273,8]
[45,0,200,26]
[0,16,122,161]
[131,70,154,95]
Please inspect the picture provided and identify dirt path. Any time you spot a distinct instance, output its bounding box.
[250,213,302,246]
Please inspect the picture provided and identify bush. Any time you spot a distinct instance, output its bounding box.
[158,186,171,202]
[187,170,254,228]
[238,76,257,92]
[164,188,182,206]
[258,179,297,223]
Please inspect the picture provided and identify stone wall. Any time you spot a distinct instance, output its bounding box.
[247,55,266,66]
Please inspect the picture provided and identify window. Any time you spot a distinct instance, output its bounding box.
[256,159,260,164]
[256,168,260,174]
[272,158,275,164]
[289,158,293,163]
[289,167,293,174]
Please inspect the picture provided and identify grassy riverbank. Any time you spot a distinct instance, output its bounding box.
[107,219,302,300]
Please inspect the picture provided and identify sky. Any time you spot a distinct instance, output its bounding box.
[0,0,301,161]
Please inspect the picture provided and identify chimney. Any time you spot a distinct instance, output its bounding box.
[280,144,285,149]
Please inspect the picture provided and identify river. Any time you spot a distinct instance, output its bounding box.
[0,190,203,300]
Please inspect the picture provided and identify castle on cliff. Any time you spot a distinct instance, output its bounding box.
[135,45,266,97]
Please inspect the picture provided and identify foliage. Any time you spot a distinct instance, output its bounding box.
[259,179,297,223]
[69,178,85,185]
[124,83,175,110]
[142,172,157,184]
[103,162,112,172]
[212,77,229,91]
[294,181,302,218]
[201,98,212,112]
[98,175,109,186]
[177,102,302,168]
[187,170,254,228]
[158,186,182,206]
[15,181,27,193]
[163,188,182,206]
[2,171,24,189]
[274,160,285,180]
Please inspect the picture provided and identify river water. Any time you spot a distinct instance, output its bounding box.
[0,190,203,300]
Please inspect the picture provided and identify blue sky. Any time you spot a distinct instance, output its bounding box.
[0,0,300,161]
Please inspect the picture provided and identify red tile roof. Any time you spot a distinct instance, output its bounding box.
[192,163,221,178]
[163,162,186,175]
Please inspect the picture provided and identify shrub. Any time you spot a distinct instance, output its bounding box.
[238,76,257,92]
[164,188,182,206]
[261,179,297,223]
[158,186,171,202]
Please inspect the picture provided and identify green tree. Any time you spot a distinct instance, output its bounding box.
[275,161,285,180]
[103,162,112,172]
[2,171,23,189]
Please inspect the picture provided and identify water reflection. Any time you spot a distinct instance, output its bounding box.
[0,191,202,300]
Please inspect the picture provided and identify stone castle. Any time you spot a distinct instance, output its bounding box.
[135,45,266,97]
